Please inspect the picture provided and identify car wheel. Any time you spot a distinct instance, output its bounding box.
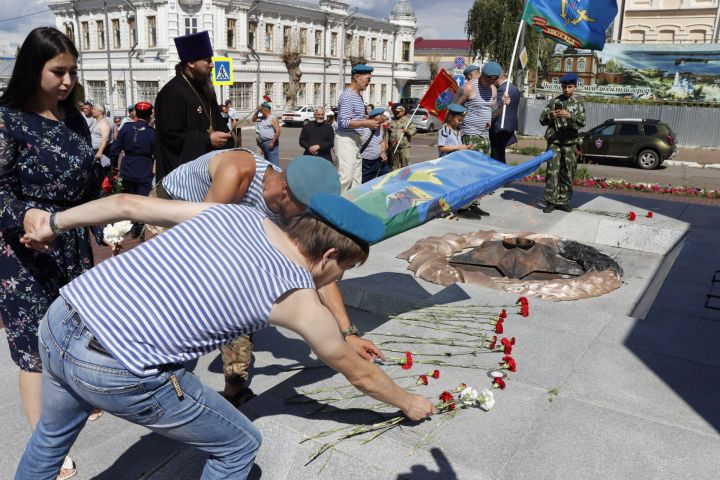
[637,149,660,170]
[427,123,436,133]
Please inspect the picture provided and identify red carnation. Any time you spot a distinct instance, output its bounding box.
[501,355,517,372]
[516,296,528,307]
[101,176,113,194]
[499,309,507,319]
[417,374,428,386]
[449,402,457,411]
[519,304,529,317]
[493,377,506,390]
[431,369,440,379]
[401,351,413,370]
[495,322,504,334]
[504,344,513,355]
[439,391,453,402]
[489,336,497,349]
[455,383,467,392]
[510,336,516,345]
[628,211,637,221]
[646,211,653,218]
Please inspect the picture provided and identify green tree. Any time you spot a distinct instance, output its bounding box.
[466,0,554,80]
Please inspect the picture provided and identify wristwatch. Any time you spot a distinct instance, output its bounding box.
[49,212,63,235]
[340,323,361,339]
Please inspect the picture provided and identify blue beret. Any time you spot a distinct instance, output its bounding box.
[174,31,213,63]
[482,61,502,77]
[308,194,385,245]
[351,64,374,75]
[261,101,272,110]
[447,103,466,114]
[369,107,386,117]
[463,64,480,75]
[285,156,340,206]
[127,105,135,112]
[561,72,578,84]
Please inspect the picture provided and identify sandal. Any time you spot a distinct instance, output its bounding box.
[88,408,103,421]
[57,455,76,480]
[220,388,256,408]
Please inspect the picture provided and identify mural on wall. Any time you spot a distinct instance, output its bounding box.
[540,44,720,102]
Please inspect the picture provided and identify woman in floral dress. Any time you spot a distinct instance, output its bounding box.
[0,27,97,479]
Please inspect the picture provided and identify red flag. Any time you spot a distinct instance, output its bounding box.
[420,69,459,122]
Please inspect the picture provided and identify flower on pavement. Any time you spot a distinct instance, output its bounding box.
[439,391,454,403]
[430,370,440,379]
[458,386,479,406]
[495,322,504,334]
[499,309,507,319]
[501,355,517,372]
[493,377,506,390]
[646,211,653,218]
[628,211,637,221]
[454,383,467,392]
[401,351,413,370]
[477,389,495,411]
[488,336,498,350]
[417,375,428,386]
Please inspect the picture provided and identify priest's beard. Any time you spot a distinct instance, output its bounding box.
[183,66,215,102]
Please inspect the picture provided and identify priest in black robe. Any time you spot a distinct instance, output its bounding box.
[154,31,232,181]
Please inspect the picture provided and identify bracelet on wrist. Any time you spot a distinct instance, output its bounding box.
[340,323,361,339]
[49,212,63,235]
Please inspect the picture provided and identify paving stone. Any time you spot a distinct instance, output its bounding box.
[502,397,720,480]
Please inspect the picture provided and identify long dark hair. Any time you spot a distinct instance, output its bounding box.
[0,27,80,111]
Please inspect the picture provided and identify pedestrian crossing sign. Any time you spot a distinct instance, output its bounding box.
[212,57,233,86]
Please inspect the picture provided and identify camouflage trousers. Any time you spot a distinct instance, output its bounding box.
[461,134,491,155]
[544,143,578,206]
[221,334,254,383]
[391,146,411,170]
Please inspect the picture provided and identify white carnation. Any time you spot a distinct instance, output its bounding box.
[103,220,133,246]
[477,388,495,411]
[458,386,479,406]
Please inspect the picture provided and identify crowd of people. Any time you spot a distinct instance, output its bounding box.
[1,25,585,480]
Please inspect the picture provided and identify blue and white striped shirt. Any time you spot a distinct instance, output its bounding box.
[336,88,370,139]
[361,127,384,160]
[61,206,315,376]
[161,148,282,223]
[462,79,494,137]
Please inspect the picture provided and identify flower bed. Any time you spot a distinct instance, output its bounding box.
[521,174,720,199]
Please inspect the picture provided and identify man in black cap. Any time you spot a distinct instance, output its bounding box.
[154,31,232,182]
[335,64,382,191]
[539,72,586,213]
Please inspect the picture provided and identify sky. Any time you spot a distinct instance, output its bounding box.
[0,0,473,57]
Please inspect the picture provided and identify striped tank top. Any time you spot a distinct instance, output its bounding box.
[160,148,282,223]
[462,79,494,137]
[60,206,315,376]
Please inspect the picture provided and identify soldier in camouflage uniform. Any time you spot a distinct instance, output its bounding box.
[389,105,416,170]
[539,72,586,213]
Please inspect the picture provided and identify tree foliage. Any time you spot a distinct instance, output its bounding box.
[465,0,555,78]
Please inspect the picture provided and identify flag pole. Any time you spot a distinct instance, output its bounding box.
[501,1,528,129]
[392,103,421,157]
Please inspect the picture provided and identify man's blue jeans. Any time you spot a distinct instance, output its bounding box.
[260,139,280,167]
[16,297,261,480]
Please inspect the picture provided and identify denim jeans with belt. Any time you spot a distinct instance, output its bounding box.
[260,139,280,168]
[16,297,262,480]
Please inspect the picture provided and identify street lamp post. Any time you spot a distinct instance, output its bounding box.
[121,1,138,106]
[103,0,114,114]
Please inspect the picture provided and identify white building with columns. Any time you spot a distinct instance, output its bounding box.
[47,0,417,117]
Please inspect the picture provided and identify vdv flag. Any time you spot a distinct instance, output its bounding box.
[419,69,459,122]
[523,0,618,50]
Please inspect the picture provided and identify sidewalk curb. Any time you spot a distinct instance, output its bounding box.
[665,160,720,169]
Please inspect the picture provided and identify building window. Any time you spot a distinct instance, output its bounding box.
[128,17,136,45]
[147,16,157,47]
[330,32,338,56]
[577,58,586,72]
[552,77,559,85]
[382,39,388,61]
[314,82,321,105]
[577,78,584,87]
[96,20,105,49]
[265,24,274,52]
[136,81,158,102]
[283,26,292,50]
[689,29,706,43]
[185,17,198,35]
[264,82,274,99]
[297,83,306,104]
[658,30,674,43]
[314,30,322,56]
[116,80,126,110]
[329,83,337,105]
[112,19,121,48]
[370,38,376,60]
[227,18,236,49]
[81,22,90,50]
[402,41,410,62]
[230,82,253,110]
[564,58,573,71]
[628,30,645,43]
[299,28,308,54]
[65,23,75,45]
[282,82,289,103]
[345,33,352,56]
[358,36,365,56]
[87,80,106,105]
[369,84,375,103]
[380,83,387,104]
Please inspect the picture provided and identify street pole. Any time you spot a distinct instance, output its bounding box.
[103,1,114,115]
[122,0,138,106]
[70,1,84,87]
[322,13,328,109]
[390,29,397,102]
